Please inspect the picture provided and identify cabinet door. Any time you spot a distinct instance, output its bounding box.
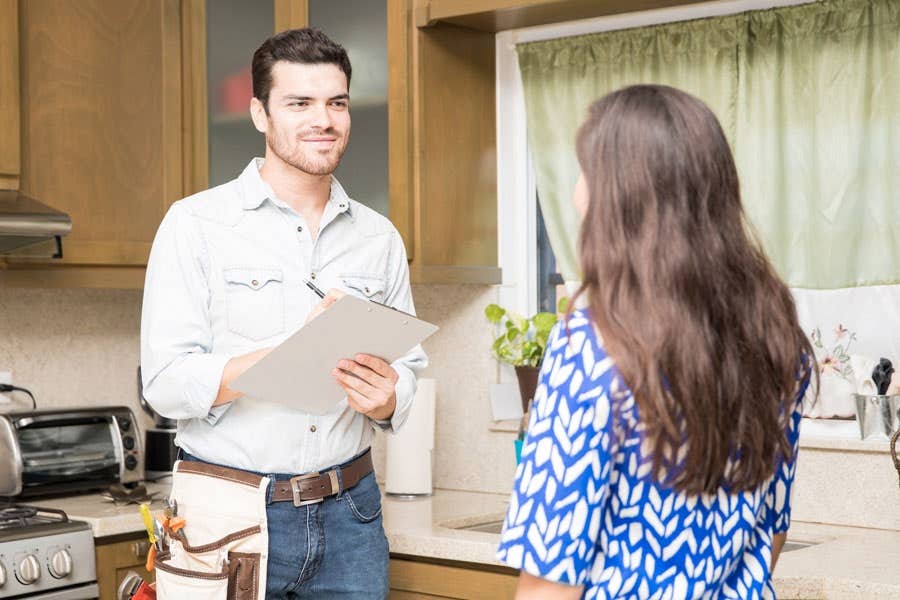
[0,0,19,190]
[391,1,501,283]
[183,0,308,194]
[96,537,154,600]
[16,0,183,270]
[389,558,518,598]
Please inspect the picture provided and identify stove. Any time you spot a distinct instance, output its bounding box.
[0,505,97,599]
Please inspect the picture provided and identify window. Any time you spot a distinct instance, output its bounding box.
[536,197,561,313]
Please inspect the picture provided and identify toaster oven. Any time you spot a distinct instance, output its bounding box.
[0,406,143,497]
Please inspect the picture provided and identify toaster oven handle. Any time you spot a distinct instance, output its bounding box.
[0,417,23,496]
[14,413,111,428]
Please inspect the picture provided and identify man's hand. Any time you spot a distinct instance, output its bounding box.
[332,354,399,421]
[305,288,345,325]
[215,347,273,406]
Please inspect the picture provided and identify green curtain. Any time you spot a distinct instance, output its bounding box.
[518,0,900,288]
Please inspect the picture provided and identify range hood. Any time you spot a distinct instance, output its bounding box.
[0,190,72,257]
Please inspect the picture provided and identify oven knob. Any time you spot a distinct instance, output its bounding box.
[123,435,135,450]
[16,554,40,584]
[119,417,131,432]
[49,549,73,579]
[0,561,6,587]
[125,454,138,470]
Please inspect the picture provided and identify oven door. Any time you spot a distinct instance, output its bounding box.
[22,582,100,599]
[14,413,120,497]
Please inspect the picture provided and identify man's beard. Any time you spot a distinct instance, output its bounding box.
[267,127,348,176]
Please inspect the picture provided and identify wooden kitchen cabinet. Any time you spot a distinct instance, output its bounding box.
[0,0,20,190]
[389,557,518,599]
[95,533,155,600]
[392,1,501,284]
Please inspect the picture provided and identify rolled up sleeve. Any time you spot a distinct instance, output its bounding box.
[371,231,428,433]
[140,203,230,422]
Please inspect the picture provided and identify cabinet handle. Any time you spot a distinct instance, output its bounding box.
[132,541,150,560]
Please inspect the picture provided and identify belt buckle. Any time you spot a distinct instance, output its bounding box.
[289,470,340,507]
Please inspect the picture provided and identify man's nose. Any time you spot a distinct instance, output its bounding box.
[308,103,333,131]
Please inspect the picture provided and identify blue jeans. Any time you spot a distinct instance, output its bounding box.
[180,450,389,599]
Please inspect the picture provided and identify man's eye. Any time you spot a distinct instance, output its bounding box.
[331,101,348,109]
[290,102,308,108]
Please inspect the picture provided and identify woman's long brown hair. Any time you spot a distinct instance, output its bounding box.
[573,85,815,494]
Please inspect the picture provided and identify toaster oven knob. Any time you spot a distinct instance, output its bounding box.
[49,549,73,579]
[16,554,40,584]
[0,561,6,588]
[125,454,138,470]
[123,435,135,450]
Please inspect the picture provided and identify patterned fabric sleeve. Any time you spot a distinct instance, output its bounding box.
[766,370,812,534]
[497,316,617,585]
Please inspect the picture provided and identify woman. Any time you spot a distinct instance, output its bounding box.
[497,85,814,599]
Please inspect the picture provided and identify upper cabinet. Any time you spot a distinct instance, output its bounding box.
[1,0,184,287]
[0,0,19,190]
[415,0,696,31]
[0,0,504,287]
[395,0,500,283]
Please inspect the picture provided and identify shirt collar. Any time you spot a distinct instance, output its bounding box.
[239,158,353,219]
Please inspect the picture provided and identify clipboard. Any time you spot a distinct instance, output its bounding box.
[230,295,438,415]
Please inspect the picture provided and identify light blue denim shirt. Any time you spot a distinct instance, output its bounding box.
[140,159,427,474]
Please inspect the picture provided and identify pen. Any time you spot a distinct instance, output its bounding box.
[304,277,414,317]
[303,278,326,299]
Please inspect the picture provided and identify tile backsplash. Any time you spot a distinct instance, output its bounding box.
[0,284,519,494]
[0,288,152,431]
[5,284,892,530]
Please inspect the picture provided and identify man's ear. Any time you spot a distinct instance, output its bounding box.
[250,97,268,134]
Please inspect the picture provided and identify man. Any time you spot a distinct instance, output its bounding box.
[141,28,425,598]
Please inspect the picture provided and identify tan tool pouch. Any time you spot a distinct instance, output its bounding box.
[154,460,269,599]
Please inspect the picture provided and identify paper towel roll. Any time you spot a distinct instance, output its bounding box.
[385,378,435,495]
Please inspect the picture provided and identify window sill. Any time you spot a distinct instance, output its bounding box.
[491,417,894,453]
[488,420,519,434]
[799,417,892,454]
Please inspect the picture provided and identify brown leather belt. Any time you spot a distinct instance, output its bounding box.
[177,449,373,507]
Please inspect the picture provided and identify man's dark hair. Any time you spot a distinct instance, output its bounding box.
[252,28,352,112]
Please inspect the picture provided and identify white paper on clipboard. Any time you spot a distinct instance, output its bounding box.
[229,295,438,415]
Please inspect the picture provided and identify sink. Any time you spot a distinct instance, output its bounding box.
[451,520,820,554]
[454,519,505,534]
[782,540,817,553]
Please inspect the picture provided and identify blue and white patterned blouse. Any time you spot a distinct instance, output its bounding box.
[497,311,807,599]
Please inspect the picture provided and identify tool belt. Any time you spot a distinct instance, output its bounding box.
[153,451,373,599]
[178,449,374,507]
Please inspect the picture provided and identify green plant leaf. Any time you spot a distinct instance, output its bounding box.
[533,312,557,333]
[485,304,506,323]
[557,296,570,313]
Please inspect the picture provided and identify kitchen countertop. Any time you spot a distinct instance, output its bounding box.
[32,481,900,599]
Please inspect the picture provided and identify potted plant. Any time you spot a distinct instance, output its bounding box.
[484,302,562,413]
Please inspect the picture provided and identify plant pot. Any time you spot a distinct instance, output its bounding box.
[515,366,540,414]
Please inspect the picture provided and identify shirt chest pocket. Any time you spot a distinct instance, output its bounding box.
[340,272,387,301]
[223,268,285,341]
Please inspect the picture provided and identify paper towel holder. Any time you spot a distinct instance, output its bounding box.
[385,378,436,498]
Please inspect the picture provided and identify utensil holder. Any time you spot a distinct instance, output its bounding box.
[852,394,900,440]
